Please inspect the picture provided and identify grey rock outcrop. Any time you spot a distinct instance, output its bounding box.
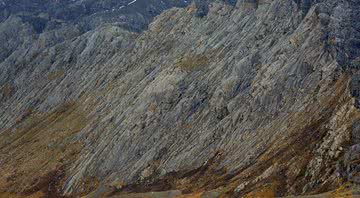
[0,0,191,32]
[0,0,359,197]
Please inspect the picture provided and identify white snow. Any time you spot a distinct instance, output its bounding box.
[127,0,137,6]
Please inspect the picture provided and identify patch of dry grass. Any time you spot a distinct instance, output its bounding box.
[47,70,65,81]
[1,83,15,98]
[243,184,275,198]
[0,102,89,197]
[176,55,209,71]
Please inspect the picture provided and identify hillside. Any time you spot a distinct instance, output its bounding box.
[0,0,360,197]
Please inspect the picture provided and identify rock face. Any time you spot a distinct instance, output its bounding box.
[0,0,190,31]
[0,0,360,197]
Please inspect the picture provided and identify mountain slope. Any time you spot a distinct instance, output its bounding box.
[0,0,190,66]
[0,0,360,197]
[0,0,190,31]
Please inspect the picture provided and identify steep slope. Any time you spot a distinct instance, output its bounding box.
[0,0,360,197]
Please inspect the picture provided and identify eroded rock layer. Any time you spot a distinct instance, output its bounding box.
[0,0,360,197]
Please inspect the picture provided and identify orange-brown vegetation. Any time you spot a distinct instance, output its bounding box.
[0,102,89,197]
[176,54,209,71]
[47,70,65,81]
[1,83,15,99]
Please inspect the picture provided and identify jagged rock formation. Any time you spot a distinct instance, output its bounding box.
[0,0,360,197]
[0,0,190,31]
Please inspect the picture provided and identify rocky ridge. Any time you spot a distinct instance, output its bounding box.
[0,0,360,197]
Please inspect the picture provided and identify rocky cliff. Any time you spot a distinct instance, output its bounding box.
[0,0,190,30]
[0,0,360,197]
